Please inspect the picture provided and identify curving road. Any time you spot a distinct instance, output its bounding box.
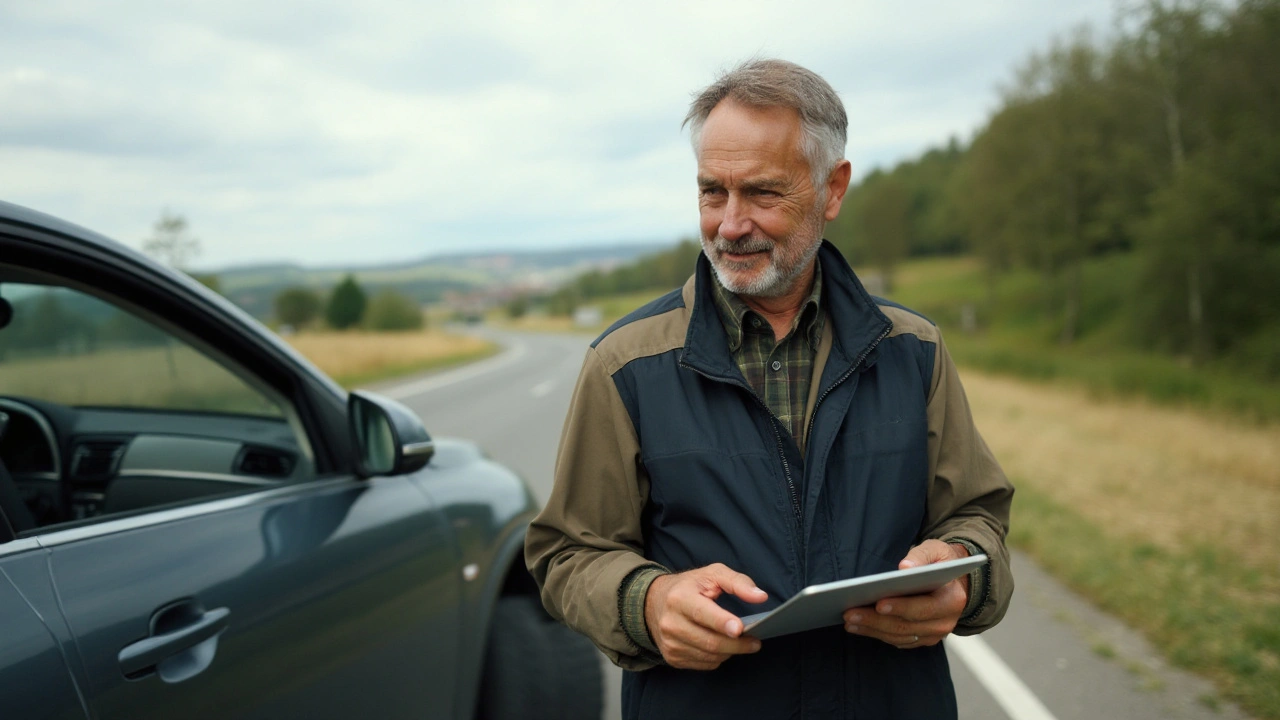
[372,328,1245,720]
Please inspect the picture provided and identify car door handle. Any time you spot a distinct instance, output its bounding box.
[119,604,230,680]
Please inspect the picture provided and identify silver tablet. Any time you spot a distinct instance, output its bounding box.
[740,554,987,640]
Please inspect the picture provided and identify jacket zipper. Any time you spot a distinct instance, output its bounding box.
[678,362,804,529]
[765,407,803,523]
[804,325,892,453]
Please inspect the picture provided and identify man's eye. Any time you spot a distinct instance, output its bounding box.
[700,188,726,197]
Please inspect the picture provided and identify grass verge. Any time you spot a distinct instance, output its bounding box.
[284,330,499,389]
[329,346,500,389]
[1010,483,1280,718]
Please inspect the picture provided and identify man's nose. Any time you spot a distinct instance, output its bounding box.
[718,194,752,241]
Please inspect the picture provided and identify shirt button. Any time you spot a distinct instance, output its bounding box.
[751,317,762,328]
[771,360,782,372]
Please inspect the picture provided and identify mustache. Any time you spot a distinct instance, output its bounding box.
[707,236,774,254]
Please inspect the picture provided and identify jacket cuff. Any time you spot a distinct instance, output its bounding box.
[946,537,989,625]
[618,565,670,656]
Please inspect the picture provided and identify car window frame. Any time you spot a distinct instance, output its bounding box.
[0,226,360,542]
[0,223,350,467]
[1,264,317,468]
[1,275,292,421]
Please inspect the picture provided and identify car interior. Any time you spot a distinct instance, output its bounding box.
[0,267,316,537]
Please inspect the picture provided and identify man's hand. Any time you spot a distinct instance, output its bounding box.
[645,563,768,670]
[842,540,970,649]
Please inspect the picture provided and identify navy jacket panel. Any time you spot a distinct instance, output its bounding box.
[614,244,956,719]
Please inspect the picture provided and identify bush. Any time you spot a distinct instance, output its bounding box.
[364,290,424,331]
[506,295,529,319]
[275,287,322,329]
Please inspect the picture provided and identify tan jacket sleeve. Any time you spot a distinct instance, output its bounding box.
[524,346,662,671]
[922,333,1015,633]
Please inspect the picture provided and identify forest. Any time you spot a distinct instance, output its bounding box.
[543,0,1279,393]
[828,0,1279,374]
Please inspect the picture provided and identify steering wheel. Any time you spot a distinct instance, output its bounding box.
[0,412,38,537]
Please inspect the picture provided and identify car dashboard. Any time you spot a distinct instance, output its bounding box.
[0,396,307,530]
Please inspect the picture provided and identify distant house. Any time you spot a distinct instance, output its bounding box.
[573,306,603,328]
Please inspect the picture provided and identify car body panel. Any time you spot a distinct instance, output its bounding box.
[43,475,461,720]
[412,451,538,716]
[0,540,89,720]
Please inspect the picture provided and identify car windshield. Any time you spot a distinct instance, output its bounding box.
[0,282,281,418]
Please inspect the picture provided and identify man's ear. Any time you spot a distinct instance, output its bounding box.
[823,160,853,222]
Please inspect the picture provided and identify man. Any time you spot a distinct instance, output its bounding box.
[526,59,1013,719]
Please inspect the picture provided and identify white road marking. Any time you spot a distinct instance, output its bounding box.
[947,634,1059,720]
[530,380,555,398]
[376,343,528,400]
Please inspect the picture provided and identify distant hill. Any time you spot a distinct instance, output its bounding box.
[205,241,674,320]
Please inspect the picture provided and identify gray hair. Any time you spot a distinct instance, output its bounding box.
[684,58,848,190]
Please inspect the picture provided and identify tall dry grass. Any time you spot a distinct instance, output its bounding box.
[285,330,495,386]
[1,345,280,415]
[966,368,1280,716]
[964,370,1280,573]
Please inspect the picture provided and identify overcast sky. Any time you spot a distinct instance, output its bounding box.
[0,0,1115,269]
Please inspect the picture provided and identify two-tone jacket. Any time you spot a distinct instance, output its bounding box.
[526,242,1014,720]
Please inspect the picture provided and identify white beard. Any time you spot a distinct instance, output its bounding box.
[702,202,825,298]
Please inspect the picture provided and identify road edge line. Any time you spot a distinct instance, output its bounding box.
[376,342,528,400]
[946,634,1059,720]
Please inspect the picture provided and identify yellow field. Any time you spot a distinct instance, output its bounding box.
[965,369,1280,572]
[1,331,495,410]
[285,330,495,386]
[1,345,280,414]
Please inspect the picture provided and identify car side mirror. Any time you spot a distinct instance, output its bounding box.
[347,391,434,478]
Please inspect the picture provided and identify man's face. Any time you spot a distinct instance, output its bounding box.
[696,99,830,299]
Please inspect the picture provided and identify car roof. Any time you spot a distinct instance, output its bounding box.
[0,200,139,257]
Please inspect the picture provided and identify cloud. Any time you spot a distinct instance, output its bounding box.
[0,0,1114,268]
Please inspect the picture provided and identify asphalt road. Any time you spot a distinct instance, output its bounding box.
[378,328,1248,720]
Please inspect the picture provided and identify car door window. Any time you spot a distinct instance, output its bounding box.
[1,284,280,417]
[0,279,313,531]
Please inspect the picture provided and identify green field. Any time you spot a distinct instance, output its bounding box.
[878,254,1280,424]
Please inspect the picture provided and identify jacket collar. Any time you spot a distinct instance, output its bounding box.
[680,241,892,386]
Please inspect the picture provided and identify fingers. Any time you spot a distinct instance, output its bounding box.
[874,578,967,623]
[843,606,955,641]
[655,611,762,669]
[848,625,941,649]
[842,575,968,649]
[686,589,749,637]
[646,564,768,670]
[699,563,769,606]
[898,538,956,569]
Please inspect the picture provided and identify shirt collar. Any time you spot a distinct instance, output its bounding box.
[710,262,824,352]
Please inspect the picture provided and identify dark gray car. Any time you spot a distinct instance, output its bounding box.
[0,201,600,720]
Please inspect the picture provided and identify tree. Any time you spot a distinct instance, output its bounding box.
[1114,0,1220,362]
[142,210,201,270]
[364,290,424,331]
[949,30,1117,344]
[506,295,529,319]
[854,177,911,291]
[325,275,367,330]
[275,287,322,329]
